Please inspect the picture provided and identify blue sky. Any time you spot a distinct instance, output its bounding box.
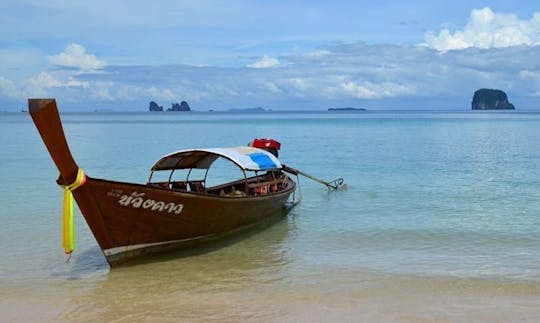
[1,1,540,110]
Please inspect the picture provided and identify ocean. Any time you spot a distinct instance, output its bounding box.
[1,109,539,322]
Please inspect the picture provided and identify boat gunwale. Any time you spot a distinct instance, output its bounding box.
[89,174,297,201]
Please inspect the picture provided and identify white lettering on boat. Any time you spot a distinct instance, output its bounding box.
[117,191,184,215]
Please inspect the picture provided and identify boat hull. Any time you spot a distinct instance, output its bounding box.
[74,177,296,266]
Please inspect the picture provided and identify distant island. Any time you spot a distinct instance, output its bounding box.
[471,89,515,110]
[227,107,270,112]
[328,107,366,111]
[148,101,191,112]
[169,101,191,111]
[148,101,163,111]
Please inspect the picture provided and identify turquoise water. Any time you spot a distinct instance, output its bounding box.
[1,110,539,321]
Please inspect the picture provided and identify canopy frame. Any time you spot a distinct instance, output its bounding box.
[147,147,280,193]
[150,147,282,172]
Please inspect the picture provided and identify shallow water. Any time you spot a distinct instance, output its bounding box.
[1,110,539,321]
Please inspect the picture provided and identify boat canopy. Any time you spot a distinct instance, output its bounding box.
[150,146,282,172]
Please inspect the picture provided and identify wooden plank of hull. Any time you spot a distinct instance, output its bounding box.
[74,177,296,266]
[103,207,291,265]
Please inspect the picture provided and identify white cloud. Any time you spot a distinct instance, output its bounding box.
[519,70,540,96]
[263,82,282,94]
[340,81,414,99]
[286,77,311,92]
[248,55,280,68]
[5,31,540,109]
[41,41,538,109]
[90,82,114,100]
[23,72,94,98]
[148,86,175,100]
[49,43,107,70]
[24,72,61,97]
[28,72,62,88]
[65,76,90,88]
[301,50,331,58]
[424,7,540,51]
[0,76,23,99]
[84,83,179,102]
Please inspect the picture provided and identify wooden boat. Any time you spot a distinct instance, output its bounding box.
[28,99,298,266]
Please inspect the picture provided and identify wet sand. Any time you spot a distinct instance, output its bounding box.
[2,270,539,322]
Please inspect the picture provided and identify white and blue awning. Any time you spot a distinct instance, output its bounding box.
[150,146,282,171]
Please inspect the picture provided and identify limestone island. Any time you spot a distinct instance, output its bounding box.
[471,89,515,110]
[148,101,191,112]
[148,101,163,111]
[328,107,366,111]
[168,101,191,112]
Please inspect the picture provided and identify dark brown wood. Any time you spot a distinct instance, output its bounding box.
[87,177,295,264]
[28,99,78,184]
[28,99,296,266]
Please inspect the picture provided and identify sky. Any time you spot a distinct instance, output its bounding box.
[1,1,540,111]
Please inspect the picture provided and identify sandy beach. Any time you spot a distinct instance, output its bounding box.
[2,270,539,322]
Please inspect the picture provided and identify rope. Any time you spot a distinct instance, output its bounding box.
[58,168,86,254]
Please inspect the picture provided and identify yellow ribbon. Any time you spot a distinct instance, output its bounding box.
[59,168,86,254]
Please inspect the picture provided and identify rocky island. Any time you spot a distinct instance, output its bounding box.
[148,101,163,112]
[148,101,191,112]
[471,89,515,110]
[168,101,191,111]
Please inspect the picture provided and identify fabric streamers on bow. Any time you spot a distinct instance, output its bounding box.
[59,168,86,254]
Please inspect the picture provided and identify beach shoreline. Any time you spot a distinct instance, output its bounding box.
[2,270,539,322]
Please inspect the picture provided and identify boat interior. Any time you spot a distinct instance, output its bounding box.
[148,171,291,197]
